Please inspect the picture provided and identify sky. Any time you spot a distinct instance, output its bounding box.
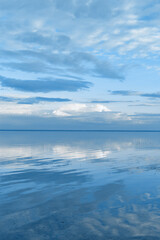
[0,0,160,130]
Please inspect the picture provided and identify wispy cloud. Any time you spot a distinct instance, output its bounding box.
[91,100,133,103]
[109,90,160,99]
[0,96,71,104]
[0,51,124,80]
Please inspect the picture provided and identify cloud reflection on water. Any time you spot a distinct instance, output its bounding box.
[0,132,160,239]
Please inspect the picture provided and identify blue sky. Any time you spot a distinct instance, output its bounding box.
[0,0,160,129]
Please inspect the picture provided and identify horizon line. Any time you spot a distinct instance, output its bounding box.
[0,130,160,132]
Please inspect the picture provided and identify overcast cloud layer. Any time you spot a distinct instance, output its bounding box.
[0,0,160,129]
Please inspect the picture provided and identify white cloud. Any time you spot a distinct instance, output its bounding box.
[0,103,32,115]
[53,103,111,117]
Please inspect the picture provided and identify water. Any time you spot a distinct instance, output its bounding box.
[0,131,160,240]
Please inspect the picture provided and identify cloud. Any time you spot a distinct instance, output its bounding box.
[0,76,91,93]
[109,90,160,99]
[53,103,111,117]
[0,96,17,102]
[18,97,71,104]
[91,100,133,103]
[109,90,139,96]
[16,32,71,50]
[141,93,160,98]
[2,61,55,73]
[0,96,71,104]
[129,103,160,107]
[0,99,134,127]
[0,50,124,79]
[133,113,160,117]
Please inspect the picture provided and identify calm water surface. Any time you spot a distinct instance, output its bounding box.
[0,131,160,240]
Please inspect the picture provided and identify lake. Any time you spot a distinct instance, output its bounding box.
[0,131,160,240]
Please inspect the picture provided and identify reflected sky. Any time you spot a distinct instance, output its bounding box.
[0,132,160,240]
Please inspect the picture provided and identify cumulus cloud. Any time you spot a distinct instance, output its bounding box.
[53,103,111,117]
